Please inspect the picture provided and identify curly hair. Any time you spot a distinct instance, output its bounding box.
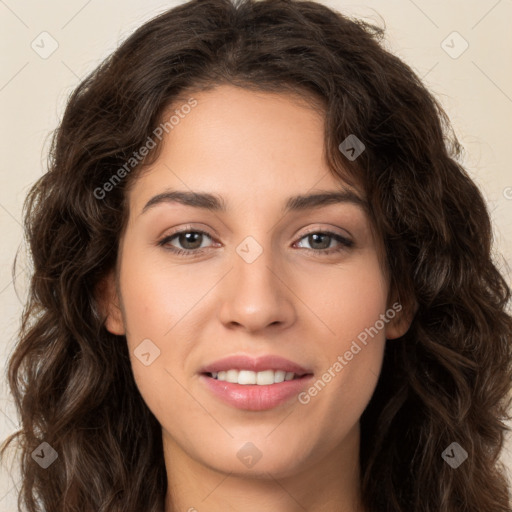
[2,0,511,510]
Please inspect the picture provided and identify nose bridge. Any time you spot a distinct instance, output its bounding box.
[235,237,278,295]
[218,233,295,331]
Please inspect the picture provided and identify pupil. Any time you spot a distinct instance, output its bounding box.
[310,233,330,249]
[180,232,202,249]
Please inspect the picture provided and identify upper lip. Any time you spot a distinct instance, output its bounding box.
[200,355,312,376]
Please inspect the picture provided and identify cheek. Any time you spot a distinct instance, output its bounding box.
[115,247,193,408]
[295,252,388,418]
[302,251,389,345]
[118,244,210,343]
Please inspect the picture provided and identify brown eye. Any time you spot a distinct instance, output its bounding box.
[174,232,205,250]
[295,231,353,254]
[158,229,215,255]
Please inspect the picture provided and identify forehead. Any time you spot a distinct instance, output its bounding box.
[127,84,361,211]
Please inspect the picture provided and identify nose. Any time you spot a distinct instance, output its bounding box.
[218,242,297,333]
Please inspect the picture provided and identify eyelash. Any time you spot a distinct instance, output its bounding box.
[157,228,354,257]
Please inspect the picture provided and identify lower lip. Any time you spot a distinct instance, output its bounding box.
[200,374,314,411]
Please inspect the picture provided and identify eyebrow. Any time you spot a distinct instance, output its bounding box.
[140,188,367,216]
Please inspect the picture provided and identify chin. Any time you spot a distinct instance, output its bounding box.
[194,435,313,479]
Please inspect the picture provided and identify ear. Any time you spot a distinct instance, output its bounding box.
[95,270,126,335]
[384,296,417,340]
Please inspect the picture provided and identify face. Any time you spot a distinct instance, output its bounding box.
[102,84,408,480]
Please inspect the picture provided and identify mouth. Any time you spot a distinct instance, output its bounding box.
[199,355,314,411]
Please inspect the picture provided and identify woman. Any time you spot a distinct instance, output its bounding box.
[2,0,511,510]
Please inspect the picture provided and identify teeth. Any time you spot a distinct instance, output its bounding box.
[274,370,286,383]
[238,370,256,384]
[226,369,238,383]
[210,369,299,385]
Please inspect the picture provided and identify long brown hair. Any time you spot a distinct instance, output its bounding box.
[2,1,511,510]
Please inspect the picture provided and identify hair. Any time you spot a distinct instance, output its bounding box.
[2,0,511,510]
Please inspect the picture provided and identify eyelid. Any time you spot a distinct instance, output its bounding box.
[297,225,352,241]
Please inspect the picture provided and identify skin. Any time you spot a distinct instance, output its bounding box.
[100,84,411,512]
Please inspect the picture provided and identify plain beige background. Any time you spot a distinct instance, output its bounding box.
[1,0,511,508]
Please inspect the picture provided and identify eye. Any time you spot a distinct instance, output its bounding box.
[294,231,353,255]
[158,229,215,256]
[157,228,353,257]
